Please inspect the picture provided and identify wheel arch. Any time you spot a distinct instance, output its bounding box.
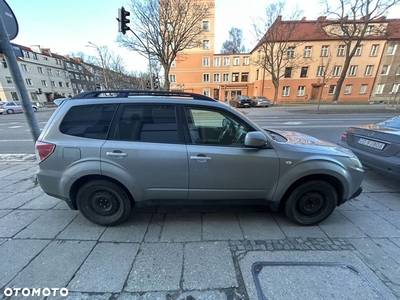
[69,174,134,209]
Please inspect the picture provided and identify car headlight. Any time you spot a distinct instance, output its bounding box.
[349,157,363,169]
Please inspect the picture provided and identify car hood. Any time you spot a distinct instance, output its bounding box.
[351,124,400,136]
[266,129,355,156]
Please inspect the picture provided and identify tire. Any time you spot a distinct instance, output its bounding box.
[33,107,38,112]
[285,180,338,226]
[6,109,14,114]
[76,179,132,226]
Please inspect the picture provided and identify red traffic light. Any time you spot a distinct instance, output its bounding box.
[118,6,131,35]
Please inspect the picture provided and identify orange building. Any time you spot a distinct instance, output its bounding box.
[171,4,400,103]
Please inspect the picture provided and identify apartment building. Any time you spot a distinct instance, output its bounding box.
[172,4,400,103]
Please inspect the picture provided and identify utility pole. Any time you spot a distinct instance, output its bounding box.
[0,13,40,142]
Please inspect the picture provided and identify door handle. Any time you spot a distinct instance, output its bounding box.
[106,151,128,157]
[190,155,211,161]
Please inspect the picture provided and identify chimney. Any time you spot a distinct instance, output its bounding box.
[301,17,306,21]
[42,48,52,56]
[317,16,327,22]
[30,45,41,53]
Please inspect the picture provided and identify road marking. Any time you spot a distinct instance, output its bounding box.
[0,154,36,161]
[8,126,24,129]
[282,122,304,125]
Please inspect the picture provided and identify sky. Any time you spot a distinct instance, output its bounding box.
[5,0,400,73]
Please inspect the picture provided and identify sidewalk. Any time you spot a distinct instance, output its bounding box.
[0,160,399,299]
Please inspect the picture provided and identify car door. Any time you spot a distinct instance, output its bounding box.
[184,105,280,201]
[101,104,189,202]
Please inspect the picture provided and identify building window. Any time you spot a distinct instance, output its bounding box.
[300,67,308,78]
[1,58,7,68]
[241,72,249,82]
[380,65,390,75]
[297,86,305,96]
[37,67,44,74]
[370,45,379,56]
[223,57,230,66]
[349,65,357,76]
[333,66,341,77]
[59,82,64,87]
[337,45,345,57]
[21,64,29,72]
[284,67,292,78]
[25,78,33,86]
[202,57,210,67]
[365,65,373,76]
[11,92,19,100]
[5,76,13,84]
[203,73,210,82]
[344,85,352,94]
[23,51,30,58]
[387,44,397,55]
[223,73,229,82]
[66,82,70,88]
[287,47,295,58]
[214,57,221,67]
[213,74,220,82]
[366,25,374,35]
[396,66,400,75]
[317,66,325,77]
[304,46,312,58]
[328,85,336,94]
[203,40,210,50]
[41,80,48,86]
[203,89,210,97]
[232,73,239,82]
[233,57,240,66]
[375,84,384,94]
[32,53,38,60]
[202,20,210,31]
[243,57,250,66]
[354,46,362,56]
[47,69,53,75]
[51,81,56,87]
[391,84,399,93]
[282,86,290,96]
[321,45,329,57]
[360,84,368,94]
[75,74,81,80]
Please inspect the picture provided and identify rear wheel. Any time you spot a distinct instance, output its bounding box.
[285,180,337,226]
[6,109,14,114]
[76,179,132,226]
[33,107,38,112]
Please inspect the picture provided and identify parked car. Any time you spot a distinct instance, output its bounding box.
[0,102,5,114]
[1,101,38,114]
[251,96,271,107]
[35,90,363,227]
[229,95,253,108]
[338,115,400,178]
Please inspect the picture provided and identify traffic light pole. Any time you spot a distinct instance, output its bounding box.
[146,37,154,90]
[0,14,41,142]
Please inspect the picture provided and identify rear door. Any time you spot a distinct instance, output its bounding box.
[101,104,189,202]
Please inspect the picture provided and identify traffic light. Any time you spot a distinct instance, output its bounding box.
[118,6,130,35]
[153,77,159,89]
[146,80,151,89]
[95,83,101,90]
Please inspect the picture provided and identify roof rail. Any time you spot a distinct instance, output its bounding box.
[70,90,217,102]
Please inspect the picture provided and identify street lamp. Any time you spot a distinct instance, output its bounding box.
[86,41,108,89]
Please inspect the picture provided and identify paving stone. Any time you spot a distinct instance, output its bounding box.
[370,193,400,211]
[0,179,17,188]
[237,212,285,240]
[15,210,79,239]
[350,238,400,285]
[375,211,400,229]
[318,211,368,238]
[347,193,392,211]
[116,292,167,300]
[125,243,183,292]
[273,214,328,238]
[100,213,151,242]
[57,215,106,240]
[143,214,165,242]
[0,210,45,238]
[51,292,112,300]
[362,179,398,193]
[68,242,138,293]
[202,213,243,240]
[0,239,50,288]
[52,201,71,210]
[0,193,41,209]
[1,178,37,193]
[183,241,237,290]
[371,238,400,265]
[341,211,400,238]
[160,213,201,242]
[0,209,11,219]
[19,194,60,209]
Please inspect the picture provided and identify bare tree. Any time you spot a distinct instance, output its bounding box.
[117,0,214,90]
[316,54,335,110]
[221,27,246,54]
[323,0,400,102]
[252,2,304,104]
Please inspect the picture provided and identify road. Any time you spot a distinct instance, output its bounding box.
[0,106,398,157]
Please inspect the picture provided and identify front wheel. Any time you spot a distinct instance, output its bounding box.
[6,109,14,114]
[285,180,338,226]
[76,179,132,226]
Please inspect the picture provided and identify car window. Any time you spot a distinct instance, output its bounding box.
[59,104,118,139]
[377,116,400,129]
[111,104,180,143]
[184,106,252,146]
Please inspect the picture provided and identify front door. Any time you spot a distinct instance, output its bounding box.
[311,86,320,100]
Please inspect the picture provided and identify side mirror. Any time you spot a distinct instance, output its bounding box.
[244,132,267,148]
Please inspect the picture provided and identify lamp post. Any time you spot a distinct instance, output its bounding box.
[86,42,108,89]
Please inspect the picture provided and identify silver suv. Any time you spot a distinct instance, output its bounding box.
[36,90,363,226]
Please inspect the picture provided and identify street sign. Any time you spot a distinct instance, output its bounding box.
[0,0,18,40]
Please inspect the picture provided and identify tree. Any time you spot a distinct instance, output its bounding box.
[251,2,304,104]
[117,0,214,91]
[323,0,400,102]
[316,54,335,110]
[220,27,246,54]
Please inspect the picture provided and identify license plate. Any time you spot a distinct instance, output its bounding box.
[244,103,249,106]
[357,138,385,150]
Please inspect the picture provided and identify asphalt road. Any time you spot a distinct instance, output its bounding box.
[0,105,398,156]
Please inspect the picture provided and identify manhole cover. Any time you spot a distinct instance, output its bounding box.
[252,262,386,300]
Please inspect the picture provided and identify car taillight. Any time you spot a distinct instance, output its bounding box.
[341,131,348,142]
[35,141,55,162]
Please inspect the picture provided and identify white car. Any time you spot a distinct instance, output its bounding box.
[1,101,38,114]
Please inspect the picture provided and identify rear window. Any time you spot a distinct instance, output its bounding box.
[377,116,400,130]
[60,104,118,139]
